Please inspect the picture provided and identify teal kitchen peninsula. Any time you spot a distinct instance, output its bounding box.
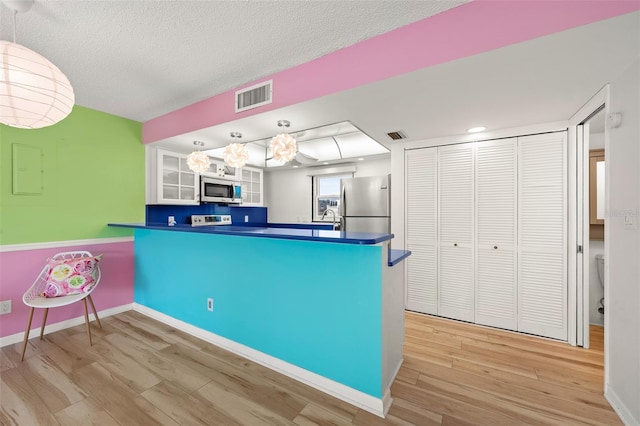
[109,223,409,417]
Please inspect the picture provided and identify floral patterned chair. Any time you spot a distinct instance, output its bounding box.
[20,251,102,361]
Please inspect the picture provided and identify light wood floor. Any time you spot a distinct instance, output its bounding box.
[0,310,618,425]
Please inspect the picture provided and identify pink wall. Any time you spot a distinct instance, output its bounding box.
[0,241,134,339]
[142,0,640,144]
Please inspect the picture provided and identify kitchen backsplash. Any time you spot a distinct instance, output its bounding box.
[146,204,267,226]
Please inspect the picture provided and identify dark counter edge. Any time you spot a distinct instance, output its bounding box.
[109,223,393,245]
[388,249,411,267]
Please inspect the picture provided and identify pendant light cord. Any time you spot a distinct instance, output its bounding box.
[12,9,17,43]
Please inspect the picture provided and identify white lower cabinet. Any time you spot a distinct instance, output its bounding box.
[405,132,567,340]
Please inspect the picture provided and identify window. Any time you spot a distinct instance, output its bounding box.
[313,173,352,221]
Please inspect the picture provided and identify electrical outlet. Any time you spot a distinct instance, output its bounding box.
[0,300,12,315]
[244,215,249,223]
[207,298,214,312]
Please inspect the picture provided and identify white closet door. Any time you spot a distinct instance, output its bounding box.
[438,143,474,322]
[405,148,438,314]
[518,132,567,340]
[475,138,518,330]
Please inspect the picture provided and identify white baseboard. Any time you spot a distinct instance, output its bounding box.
[0,304,134,348]
[382,357,403,415]
[133,303,389,418]
[605,385,639,426]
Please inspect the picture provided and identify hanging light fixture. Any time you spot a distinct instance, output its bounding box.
[269,120,297,163]
[186,141,211,173]
[0,0,75,129]
[223,131,249,168]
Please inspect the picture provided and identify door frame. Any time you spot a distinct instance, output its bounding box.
[567,85,610,384]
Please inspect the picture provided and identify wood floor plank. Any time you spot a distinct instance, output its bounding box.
[0,367,60,425]
[102,333,210,394]
[386,397,443,426]
[391,380,521,426]
[198,343,359,422]
[89,334,163,394]
[16,354,87,413]
[53,397,120,426]
[119,310,210,351]
[141,380,242,426]
[293,402,353,426]
[69,362,179,425]
[451,358,611,411]
[415,360,620,425]
[195,379,298,425]
[395,366,420,385]
[176,342,308,421]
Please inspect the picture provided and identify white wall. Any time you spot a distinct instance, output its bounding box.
[606,58,640,425]
[589,130,605,326]
[589,240,604,325]
[264,157,391,223]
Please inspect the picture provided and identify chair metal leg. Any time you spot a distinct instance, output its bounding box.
[21,307,35,362]
[82,298,93,346]
[87,295,102,328]
[40,308,49,339]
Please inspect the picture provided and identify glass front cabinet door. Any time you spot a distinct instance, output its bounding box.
[156,149,199,205]
[241,166,263,206]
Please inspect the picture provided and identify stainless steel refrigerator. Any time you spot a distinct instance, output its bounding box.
[339,175,390,234]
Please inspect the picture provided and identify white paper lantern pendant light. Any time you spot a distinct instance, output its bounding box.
[186,140,211,173]
[269,120,297,163]
[223,131,249,168]
[1,0,75,129]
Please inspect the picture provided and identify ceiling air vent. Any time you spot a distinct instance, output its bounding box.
[235,80,273,113]
[386,130,407,141]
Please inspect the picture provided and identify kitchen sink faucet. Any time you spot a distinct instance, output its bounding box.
[321,209,338,230]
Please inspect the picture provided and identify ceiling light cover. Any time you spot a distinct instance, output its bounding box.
[270,133,297,162]
[0,40,75,129]
[467,126,487,133]
[186,141,211,172]
[223,142,249,168]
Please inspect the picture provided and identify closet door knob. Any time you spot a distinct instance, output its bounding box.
[454,243,458,247]
[493,245,498,250]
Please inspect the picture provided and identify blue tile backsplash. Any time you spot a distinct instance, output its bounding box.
[146,204,267,226]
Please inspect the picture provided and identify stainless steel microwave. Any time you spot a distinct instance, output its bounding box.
[200,176,242,204]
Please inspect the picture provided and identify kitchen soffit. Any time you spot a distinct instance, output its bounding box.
[201,121,390,169]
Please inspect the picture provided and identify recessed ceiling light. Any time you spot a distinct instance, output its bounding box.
[467,126,487,133]
[293,165,299,168]
[323,162,329,165]
[358,158,365,161]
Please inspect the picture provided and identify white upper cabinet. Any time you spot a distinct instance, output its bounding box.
[241,166,263,206]
[148,148,200,205]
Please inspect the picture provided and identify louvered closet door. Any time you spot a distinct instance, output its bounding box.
[518,132,567,340]
[475,138,518,330]
[405,148,438,314]
[438,143,474,322]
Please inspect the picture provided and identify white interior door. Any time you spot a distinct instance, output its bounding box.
[518,132,568,340]
[577,123,591,348]
[405,147,438,314]
[475,138,518,330]
[438,143,475,322]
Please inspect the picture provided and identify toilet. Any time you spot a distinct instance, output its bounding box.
[596,254,605,314]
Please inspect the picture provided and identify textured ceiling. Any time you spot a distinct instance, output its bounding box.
[0,0,467,122]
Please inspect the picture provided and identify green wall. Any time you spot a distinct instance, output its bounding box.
[0,106,145,245]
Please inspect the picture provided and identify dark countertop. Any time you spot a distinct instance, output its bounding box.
[109,223,393,245]
[388,249,412,267]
